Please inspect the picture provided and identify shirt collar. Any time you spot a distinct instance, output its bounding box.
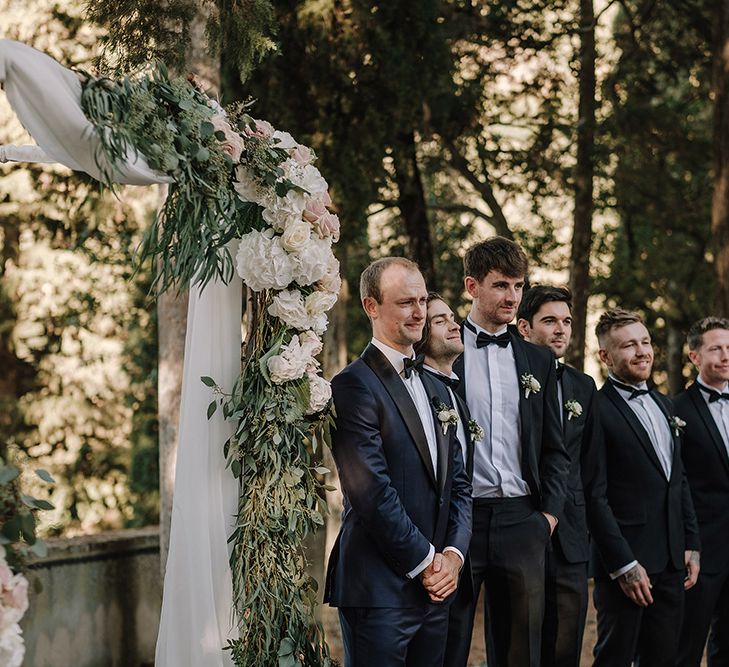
[609,372,648,393]
[696,375,729,395]
[371,337,414,375]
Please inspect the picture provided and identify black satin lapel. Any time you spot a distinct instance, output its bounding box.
[510,334,531,446]
[689,383,729,473]
[453,353,466,401]
[649,392,680,480]
[361,344,437,488]
[421,373,450,493]
[560,368,575,438]
[604,382,665,476]
[454,392,474,479]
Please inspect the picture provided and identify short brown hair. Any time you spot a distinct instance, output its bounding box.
[414,292,445,356]
[686,316,729,351]
[464,237,528,282]
[359,257,420,304]
[595,308,643,346]
[517,285,573,326]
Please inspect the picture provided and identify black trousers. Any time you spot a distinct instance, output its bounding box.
[339,602,450,667]
[677,564,729,667]
[593,567,684,667]
[541,543,588,667]
[445,497,551,667]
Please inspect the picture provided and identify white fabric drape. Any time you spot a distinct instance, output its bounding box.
[155,277,242,667]
[1,38,242,665]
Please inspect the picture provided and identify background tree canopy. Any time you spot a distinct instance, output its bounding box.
[0,0,723,534]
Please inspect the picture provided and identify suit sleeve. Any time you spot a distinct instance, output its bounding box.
[445,429,473,557]
[679,443,701,552]
[331,371,432,577]
[587,395,637,571]
[539,355,570,519]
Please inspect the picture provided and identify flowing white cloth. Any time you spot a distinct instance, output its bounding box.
[1,38,242,664]
[0,38,170,184]
[155,277,242,667]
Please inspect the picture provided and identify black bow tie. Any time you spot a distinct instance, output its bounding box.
[697,383,729,403]
[426,370,461,390]
[556,364,565,381]
[464,319,511,348]
[402,353,425,379]
[611,378,650,400]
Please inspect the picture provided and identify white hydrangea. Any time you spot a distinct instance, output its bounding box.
[317,253,342,295]
[268,333,322,384]
[305,290,337,317]
[268,290,310,330]
[292,237,334,287]
[306,373,332,415]
[233,166,266,205]
[235,229,295,292]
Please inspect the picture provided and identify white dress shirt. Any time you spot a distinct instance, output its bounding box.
[370,338,464,577]
[697,377,729,456]
[463,317,530,498]
[423,363,468,467]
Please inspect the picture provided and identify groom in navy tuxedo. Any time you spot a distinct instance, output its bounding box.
[324,257,472,667]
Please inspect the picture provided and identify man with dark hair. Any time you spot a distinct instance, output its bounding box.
[590,309,700,666]
[675,316,729,667]
[325,257,472,667]
[516,285,602,667]
[445,237,569,667]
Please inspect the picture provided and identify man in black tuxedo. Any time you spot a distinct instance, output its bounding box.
[414,292,477,479]
[676,317,729,667]
[590,308,700,666]
[516,285,601,667]
[444,237,569,667]
[325,257,472,667]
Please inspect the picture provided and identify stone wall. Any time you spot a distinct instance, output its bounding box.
[21,526,162,667]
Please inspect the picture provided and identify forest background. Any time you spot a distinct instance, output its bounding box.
[1,0,727,538]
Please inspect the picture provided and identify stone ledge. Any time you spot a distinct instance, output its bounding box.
[29,525,160,569]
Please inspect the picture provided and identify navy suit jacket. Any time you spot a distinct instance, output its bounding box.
[453,325,569,520]
[324,344,473,608]
[675,382,729,575]
[590,382,700,578]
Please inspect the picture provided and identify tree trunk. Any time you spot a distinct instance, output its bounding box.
[159,8,221,578]
[392,131,436,288]
[666,322,685,395]
[567,0,596,371]
[712,0,729,317]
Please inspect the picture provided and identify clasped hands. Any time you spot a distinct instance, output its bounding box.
[420,551,462,602]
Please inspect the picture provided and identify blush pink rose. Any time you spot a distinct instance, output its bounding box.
[246,119,274,139]
[211,115,245,163]
[290,144,314,166]
[315,212,340,241]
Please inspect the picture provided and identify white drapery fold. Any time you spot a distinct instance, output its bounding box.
[1,38,241,665]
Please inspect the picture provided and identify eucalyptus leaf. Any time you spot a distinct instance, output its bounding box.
[35,469,56,484]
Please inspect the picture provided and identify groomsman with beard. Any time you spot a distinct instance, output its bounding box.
[324,257,472,667]
[675,317,729,667]
[590,309,700,666]
[444,237,569,667]
[516,285,602,667]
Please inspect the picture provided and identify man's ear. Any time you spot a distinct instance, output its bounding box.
[362,296,378,320]
[516,318,531,339]
[598,348,610,366]
[687,349,699,368]
[464,276,478,298]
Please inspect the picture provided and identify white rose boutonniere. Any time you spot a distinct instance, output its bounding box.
[432,398,459,435]
[468,418,485,443]
[669,415,686,437]
[565,399,583,421]
[520,373,541,399]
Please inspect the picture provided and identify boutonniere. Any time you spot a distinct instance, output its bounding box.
[564,399,583,421]
[467,418,485,443]
[432,398,459,435]
[520,373,541,398]
[669,415,686,437]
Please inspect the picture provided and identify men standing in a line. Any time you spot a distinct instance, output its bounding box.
[676,317,729,667]
[590,308,700,667]
[445,237,569,667]
[415,292,475,478]
[324,257,472,667]
[516,285,601,667]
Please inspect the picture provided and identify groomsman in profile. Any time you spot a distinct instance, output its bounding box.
[414,292,475,478]
[516,285,602,667]
[675,317,729,667]
[444,237,569,667]
[590,309,700,667]
[325,257,472,667]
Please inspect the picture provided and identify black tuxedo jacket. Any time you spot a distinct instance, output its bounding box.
[422,368,474,479]
[554,364,601,564]
[590,382,700,578]
[675,382,729,575]
[453,325,569,519]
[324,344,473,608]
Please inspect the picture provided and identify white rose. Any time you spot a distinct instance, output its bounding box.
[267,335,317,384]
[306,373,332,414]
[273,130,298,149]
[310,313,328,336]
[299,330,324,357]
[292,237,333,287]
[305,291,337,316]
[280,221,312,253]
[236,229,295,292]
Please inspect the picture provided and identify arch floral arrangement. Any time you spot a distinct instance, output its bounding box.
[81,67,340,666]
